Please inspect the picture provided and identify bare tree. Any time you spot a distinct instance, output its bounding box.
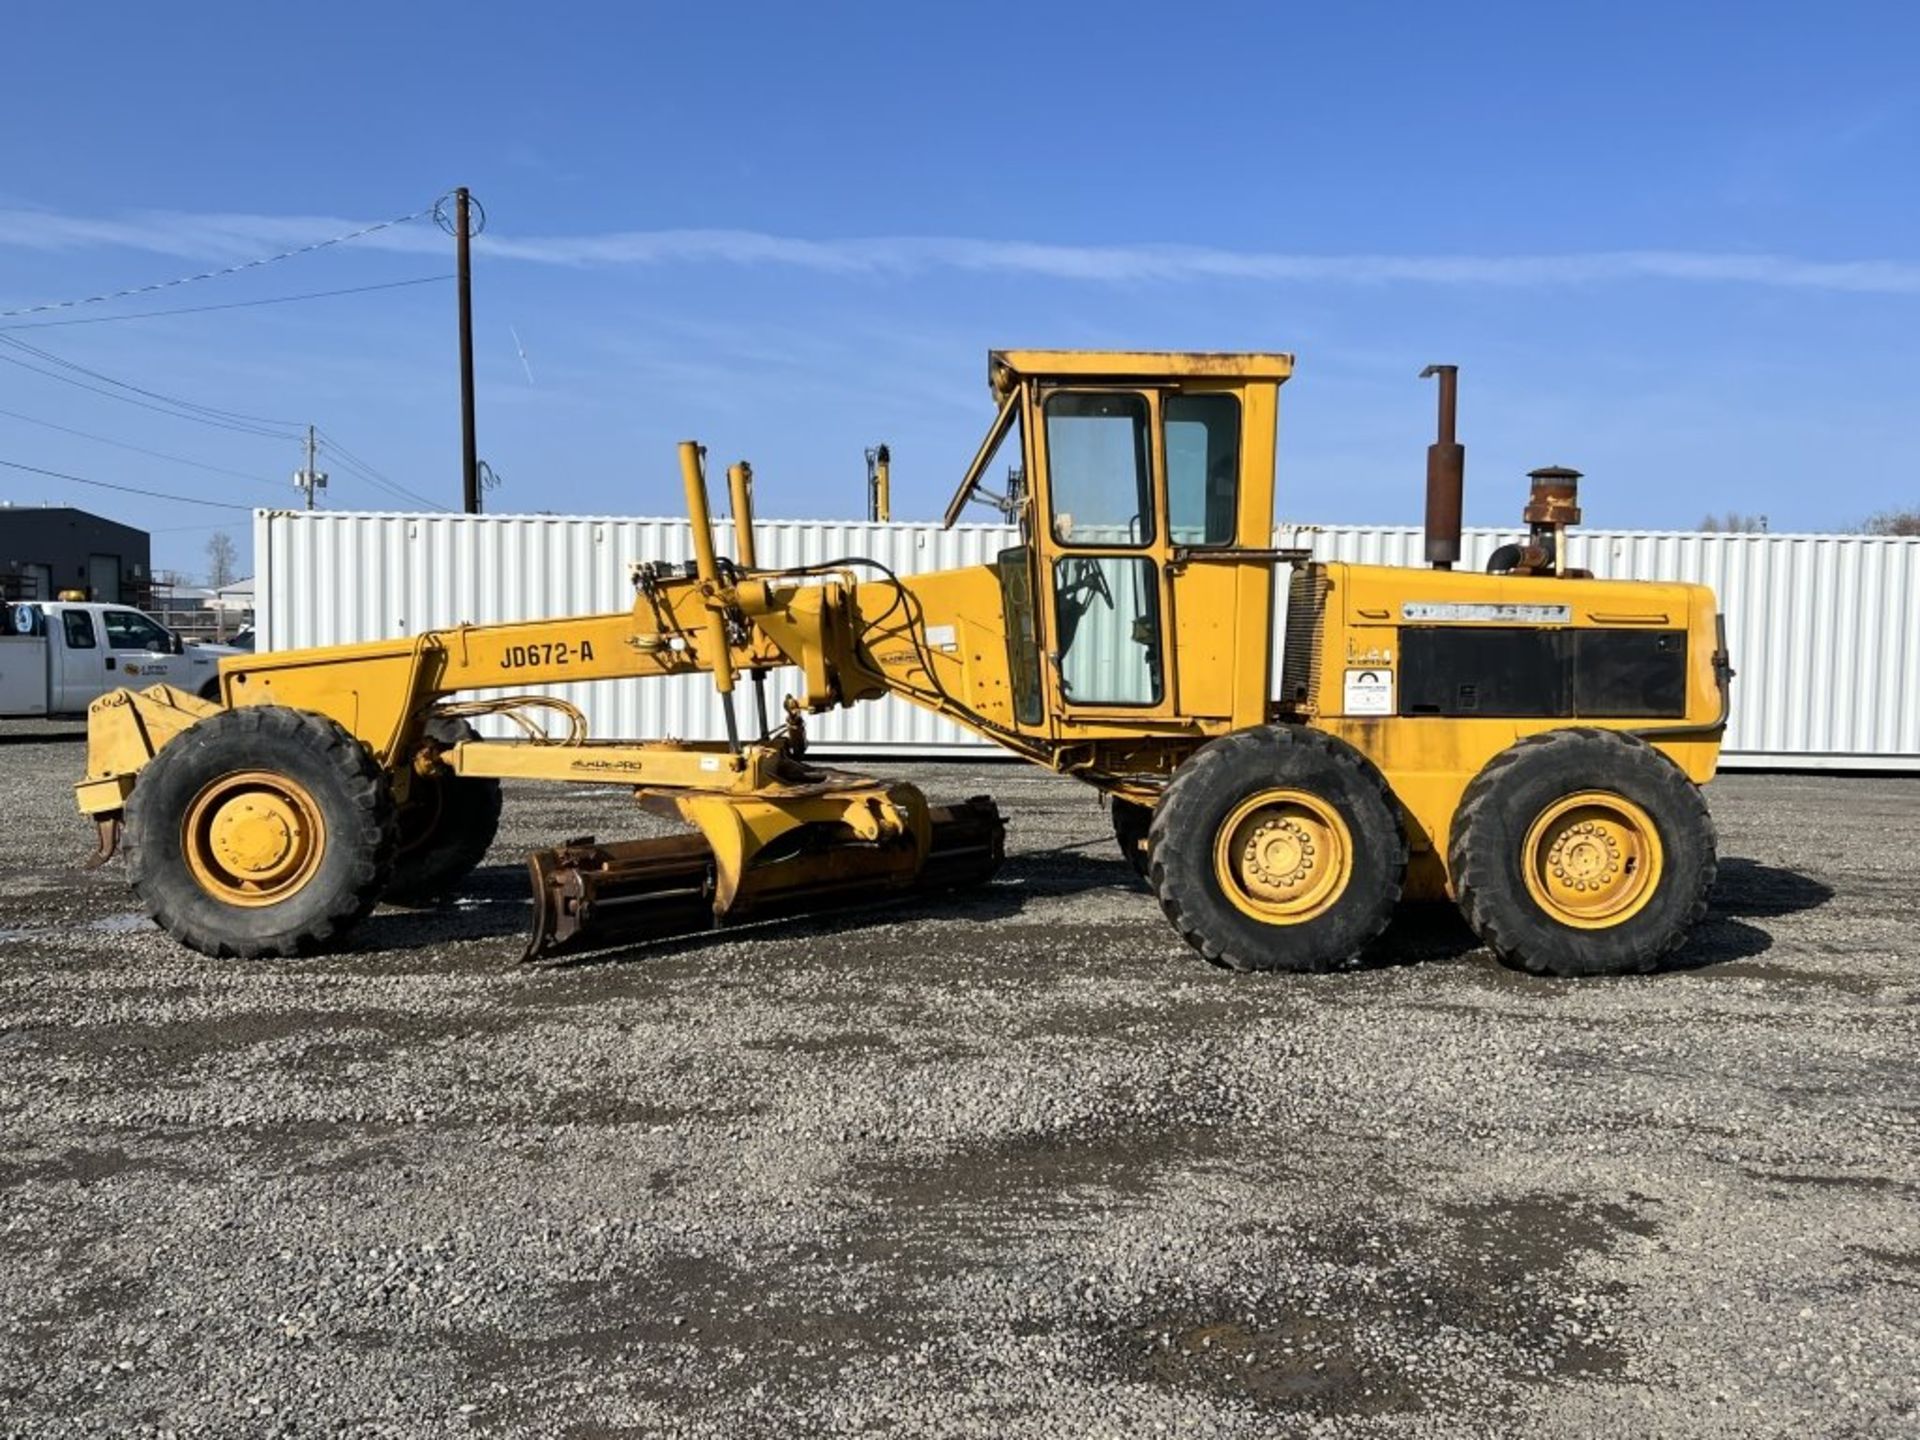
[1698,512,1769,533]
[204,531,239,589]
[1861,507,1920,536]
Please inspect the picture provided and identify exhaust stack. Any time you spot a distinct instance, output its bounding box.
[866,444,892,522]
[1419,364,1465,569]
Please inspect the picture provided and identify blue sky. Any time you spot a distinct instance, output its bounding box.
[0,2,1915,580]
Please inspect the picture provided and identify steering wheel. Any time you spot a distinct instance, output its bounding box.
[1063,557,1113,610]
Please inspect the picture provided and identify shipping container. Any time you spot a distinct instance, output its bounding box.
[256,511,1920,770]
[1276,525,1920,768]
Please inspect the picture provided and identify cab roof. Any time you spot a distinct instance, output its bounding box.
[988,349,1295,399]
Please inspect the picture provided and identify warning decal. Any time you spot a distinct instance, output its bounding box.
[1344,667,1393,715]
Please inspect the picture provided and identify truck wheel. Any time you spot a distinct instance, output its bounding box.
[382,716,503,905]
[1450,728,1716,977]
[1149,726,1405,973]
[1111,797,1151,881]
[124,706,394,958]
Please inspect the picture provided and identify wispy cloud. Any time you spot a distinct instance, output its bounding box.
[479,231,1920,294]
[2,204,1918,295]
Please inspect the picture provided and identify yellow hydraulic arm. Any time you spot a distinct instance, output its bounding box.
[75,440,1010,960]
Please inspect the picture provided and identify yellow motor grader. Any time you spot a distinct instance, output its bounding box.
[75,350,1729,976]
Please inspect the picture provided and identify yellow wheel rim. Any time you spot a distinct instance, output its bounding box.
[182,770,327,907]
[1212,788,1353,925]
[1520,790,1663,929]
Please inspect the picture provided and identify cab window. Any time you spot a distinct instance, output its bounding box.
[62,610,97,649]
[1046,392,1153,547]
[1165,393,1240,546]
[1052,556,1163,706]
[102,609,172,651]
[972,411,1028,533]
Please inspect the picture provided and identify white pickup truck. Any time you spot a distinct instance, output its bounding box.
[0,602,240,717]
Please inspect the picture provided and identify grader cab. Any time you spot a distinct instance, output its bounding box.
[77,350,1729,976]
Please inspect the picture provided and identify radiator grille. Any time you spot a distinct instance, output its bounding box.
[1278,564,1328,708]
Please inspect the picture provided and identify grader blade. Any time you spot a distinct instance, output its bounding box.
[523,794,1005,963]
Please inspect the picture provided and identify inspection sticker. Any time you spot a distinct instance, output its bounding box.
[1344,667,1394,715]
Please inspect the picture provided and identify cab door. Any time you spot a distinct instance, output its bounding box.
[99,608,183,689]
[1026,382,1267,730]
[1029,386,1170,724]
[50,608,107,711]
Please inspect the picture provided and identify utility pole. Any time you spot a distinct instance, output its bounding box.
[454,186,479,514]
[294,424,327,510]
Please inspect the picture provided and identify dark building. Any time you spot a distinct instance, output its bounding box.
[0,505,151,604]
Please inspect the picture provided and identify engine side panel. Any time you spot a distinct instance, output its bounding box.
[1293,562,1725,899]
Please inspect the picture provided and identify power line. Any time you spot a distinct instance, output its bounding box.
[0,273,455,331]
[315,427,448,511]
[311,427,393,483]
[0,347,300,439]
[336,463,448,512]
[0,196,462,516]
[0,338,441,511]
[0,404,284,488]
[0,338,302,440]
[0,338,439,509]
[0,203,438,320]
[0,334,300,428]
[0,457,252,510]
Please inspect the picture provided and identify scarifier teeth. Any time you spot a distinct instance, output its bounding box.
[523,834,715,964]
[520,795,1005,964]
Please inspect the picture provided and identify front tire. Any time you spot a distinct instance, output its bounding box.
[1449,728,1716,977]
[124,705,394,958]
[1149,726,1405,973]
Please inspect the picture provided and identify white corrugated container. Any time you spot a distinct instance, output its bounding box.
[256,511,1920,770]
[1276,525,1920,768]
[257,511,1022,754]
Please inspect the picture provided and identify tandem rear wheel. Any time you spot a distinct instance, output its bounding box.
[1149,726,1406,974]
[123,705,395,959]
[1450,728,1717,977]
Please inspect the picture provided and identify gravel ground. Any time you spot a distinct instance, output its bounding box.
[1,720,1916,1438]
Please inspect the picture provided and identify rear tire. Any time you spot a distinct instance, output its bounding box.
[382,716,503,905]
[1450,728,1716,977]
[1149,726,1405,973]
[1111,797,1152,881]
[124,705,394,959]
